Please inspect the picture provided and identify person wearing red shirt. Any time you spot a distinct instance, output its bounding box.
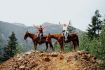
[34,25,45,40]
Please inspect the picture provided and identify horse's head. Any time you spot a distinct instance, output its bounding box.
[24,31,29,40]
[24,31,37,41]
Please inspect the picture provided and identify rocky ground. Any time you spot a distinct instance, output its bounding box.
[0,50,102,70]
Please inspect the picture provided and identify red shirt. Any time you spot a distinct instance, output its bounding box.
[38,27,43,33]
[34,25,44,33]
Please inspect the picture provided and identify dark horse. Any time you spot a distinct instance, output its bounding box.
[24,31,54,51]
[49,32,79,51]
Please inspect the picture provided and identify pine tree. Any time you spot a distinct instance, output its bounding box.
[87,10,102,39]
[0,34,2,48]
[102,17,105,25]
[4,32,18,58]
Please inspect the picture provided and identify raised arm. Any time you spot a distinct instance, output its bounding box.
[42,26,45,29]
[59,21,62,25]
[33,24,39,29]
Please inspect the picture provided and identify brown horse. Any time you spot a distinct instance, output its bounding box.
[48,33,64,51]
[66,32,79,51]
[49,32,79,51]
[24,31,54,51]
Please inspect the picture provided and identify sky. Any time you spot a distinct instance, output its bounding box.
[0,0,105,31]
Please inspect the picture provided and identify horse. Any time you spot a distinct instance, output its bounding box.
[49,32,79,51]
[65,32,79,51]
[48,33,64,51]
[24,31,54,51]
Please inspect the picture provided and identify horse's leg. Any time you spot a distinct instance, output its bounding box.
[76,36,79,48]
[59,41,64,52]
[73,35,79,52]
[34,42,37,50]
[49,42,54,51]
[72,41,76,52]
[75,40,79,51]
[73,39,79,52]
[45,42,48,51]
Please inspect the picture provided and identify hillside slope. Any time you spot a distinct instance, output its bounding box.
[0,51,100,70]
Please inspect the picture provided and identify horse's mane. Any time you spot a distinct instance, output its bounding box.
[29,32,37,36]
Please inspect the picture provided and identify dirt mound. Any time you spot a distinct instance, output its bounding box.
[0,50,100,70]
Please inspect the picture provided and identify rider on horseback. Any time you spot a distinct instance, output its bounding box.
[62,21,71,42]
[34,25,45,41]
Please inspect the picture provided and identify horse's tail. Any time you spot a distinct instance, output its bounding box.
[76,36,79,46]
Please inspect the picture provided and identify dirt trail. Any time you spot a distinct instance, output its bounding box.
[0,50,100,70]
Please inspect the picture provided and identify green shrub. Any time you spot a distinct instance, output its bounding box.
[16,43,26,54]
[79,26,105,70]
